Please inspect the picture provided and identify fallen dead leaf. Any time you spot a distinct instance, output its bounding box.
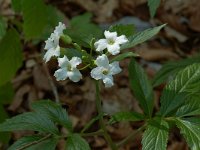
[164,26,188,43]
[33,65,51,91]
[135,45,179,61]
[167,141,188,150]
[8,84,31,112]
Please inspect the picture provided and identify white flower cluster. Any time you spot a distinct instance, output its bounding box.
[44,22,66,62]
[44,23,128,87]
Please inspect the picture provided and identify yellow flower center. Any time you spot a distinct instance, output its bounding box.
[67,64,72,71]
[102,69,109,75]
[108,39,115,45]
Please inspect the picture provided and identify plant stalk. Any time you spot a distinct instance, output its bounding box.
[95,81,118,150]
[117,125,146,147]
[81,129,104,137]
[17,134,52,150]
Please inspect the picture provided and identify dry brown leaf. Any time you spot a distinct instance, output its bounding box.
[12,70,32,89]
[95,0,119,22]
[164,0,200,32]
[71,0,97,12]
[190,10,200,32]
[167,141,188,150]
[33,65,51,91]
[69,115,80,128]
[108,123,133,139]
[81,77,96,102]
[26,59,36,68]
[57,139,66,150]
[164,26,188,42]
[8,84,31,111]
[135,45,179,61]
[93,136,106,148]
[12,131,34,141]
[27,87,38,104]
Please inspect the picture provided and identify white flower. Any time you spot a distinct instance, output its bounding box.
[43,22,66,62]
[94,30,128,55]
[91,54,122,87]
[44,34,60,62]
[54,22,66,36]
[54,56,82,82]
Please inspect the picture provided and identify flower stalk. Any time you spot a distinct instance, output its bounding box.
[95,81,118,150]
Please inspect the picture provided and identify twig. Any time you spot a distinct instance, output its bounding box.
[43,63,60,103]
[17,134,52,150]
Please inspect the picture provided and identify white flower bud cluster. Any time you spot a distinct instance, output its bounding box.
[44,22,128,87]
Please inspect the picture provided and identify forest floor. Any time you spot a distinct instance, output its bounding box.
[1,0,200,149]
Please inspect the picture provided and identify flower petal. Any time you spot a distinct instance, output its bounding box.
[54,68,68,81]
[58,55,69,68]
[70,57,82,68]
[109,61,122,75]
[54,22,66,36]
[107,43,120,55]
[52,33,60,46]
[115,35,128,45]
[43,47,60,62]
[94,39,107,52]
[91,67,104,80]
[44,38,54,50]
[44,49,54,62]
[67,69,82,82]
[104,30,117,40]
[103,75,114,88]
[95,54,109,67]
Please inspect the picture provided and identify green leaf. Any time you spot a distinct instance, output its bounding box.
[160,63,200,116]
[0,29,23,87]
[11,0,22,12]
[66,134,91,150]
[128,58,154,117]
[176,118,200,150]
[40,6,66,40]
[176,96,200,117]
[22,0,48,39]
[0,112,59,135]
[61,48,82,59]
[148,0,161,18]
[0,82,14,105]
[121,24,165,50]
[152,56,200,87]
[0,83,14,143]
[109,111,144,124]
[110,52,139,63]
[31,100,72,131]
[0,105,11,144]
[65,13,102,48]
[0,17,7,40]
[142,117,169,150]
[109,24,135,37]
[46,6,66,27]
[8,135,58,150]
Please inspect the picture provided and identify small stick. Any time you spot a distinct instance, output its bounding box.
[43,63,60,103]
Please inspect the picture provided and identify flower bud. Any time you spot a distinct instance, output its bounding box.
[73,43,82,51]
[60,34,72,44]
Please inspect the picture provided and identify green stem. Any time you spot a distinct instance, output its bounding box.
[117,125,146,147]
[81,114,102,133]
[79,64,90,70]
[81,130,104,137]
[95,81,118,150]
[17,134,52,150]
